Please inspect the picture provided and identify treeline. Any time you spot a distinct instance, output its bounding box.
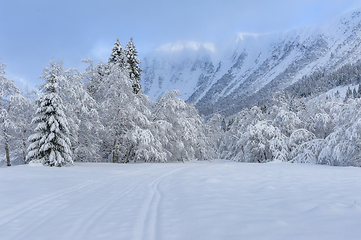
[286,60,361,98]
[0,38,217,167]
[219,92,361,167]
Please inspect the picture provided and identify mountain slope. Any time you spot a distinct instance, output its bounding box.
[141,8,361,116]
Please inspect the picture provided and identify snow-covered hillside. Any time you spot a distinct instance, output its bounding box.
[141,8,361,116]
[1,161,361,240]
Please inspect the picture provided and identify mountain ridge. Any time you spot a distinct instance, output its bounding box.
[141,8,361,116]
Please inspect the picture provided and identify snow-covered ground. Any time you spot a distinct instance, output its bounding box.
[1,161,361,240]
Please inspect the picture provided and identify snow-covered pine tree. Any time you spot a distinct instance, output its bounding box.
[108,38,124,67]
[27,61,73,167]
[344,86,352,102]
[353,88,358,98]
[227,118,235,131]
[221,118,227,132]
[0,60,21,166]
[124,37,142,94]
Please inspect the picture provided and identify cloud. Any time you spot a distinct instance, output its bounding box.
[236,33,261,42]
[90,42,112,62]
[7,73,31,91]
[156,41,216,53]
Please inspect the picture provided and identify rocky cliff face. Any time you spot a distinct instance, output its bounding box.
[141,9,361,116]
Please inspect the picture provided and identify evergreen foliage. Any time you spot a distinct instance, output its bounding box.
[26,61,73,167]
[108,38,124,66]
[286,60,361,98]
[221,118,226,132]
[124,37,142,94]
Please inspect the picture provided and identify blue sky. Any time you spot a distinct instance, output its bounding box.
[1,0,361,90]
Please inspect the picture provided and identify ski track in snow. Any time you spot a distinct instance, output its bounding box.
[15,167,157,240]
[1,161,361,240]
[67,167,153,240]
[12,179,109,240]
[0,180,97,227]
[133,167,187,240]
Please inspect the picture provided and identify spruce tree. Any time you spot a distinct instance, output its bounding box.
[27,61,73,167]
[344,87,352,102]
[124,37,142,94]
[227,118,235,131]
[108,38,124,67]
[221,118,227,132]
[353,88,358,98]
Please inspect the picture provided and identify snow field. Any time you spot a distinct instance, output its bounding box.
[1,161,361,240]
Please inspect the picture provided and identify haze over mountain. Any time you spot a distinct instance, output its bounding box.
[141,8,361,116]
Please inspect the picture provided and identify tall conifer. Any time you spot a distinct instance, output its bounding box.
[124,37,142,94]
[27,61,73,167]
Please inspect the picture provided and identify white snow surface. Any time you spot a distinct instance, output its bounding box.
[1,161,361,240]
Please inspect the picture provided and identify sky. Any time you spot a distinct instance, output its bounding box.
[1,0,361,90]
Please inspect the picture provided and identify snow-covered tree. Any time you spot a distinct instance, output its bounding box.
[27,61,73,167]
[227,118,235,131]
[302,97,335,139]
[318,98,361,166]
[99,62,151,163]
[272,108,302,137]
[309,112,333,139]
[108,38,124,66]
[82,59,103,99]
[232,121,288,163]
[290,139,325,164]
[288,129,316,152]
[151,90,214,162]
[0,60,21,166]
[205,114,223,154]
[7,93,35,164]
[353,88,358,98]
[344,86,352,102]
[124,37,142,94]
[221,118,227,132]
[58,66,103,162]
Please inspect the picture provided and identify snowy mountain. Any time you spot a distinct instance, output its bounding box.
[141,8,361,116]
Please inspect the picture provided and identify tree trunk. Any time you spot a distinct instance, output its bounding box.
[22,130,27,163]
[112,136,118,163]
[125,144,134,163]
[112,151,118,163]
[2,124,11,166]
[5,137,11,166]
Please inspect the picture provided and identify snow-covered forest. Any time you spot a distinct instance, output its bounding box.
[1,38,361,167]
[1,38,215,167]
